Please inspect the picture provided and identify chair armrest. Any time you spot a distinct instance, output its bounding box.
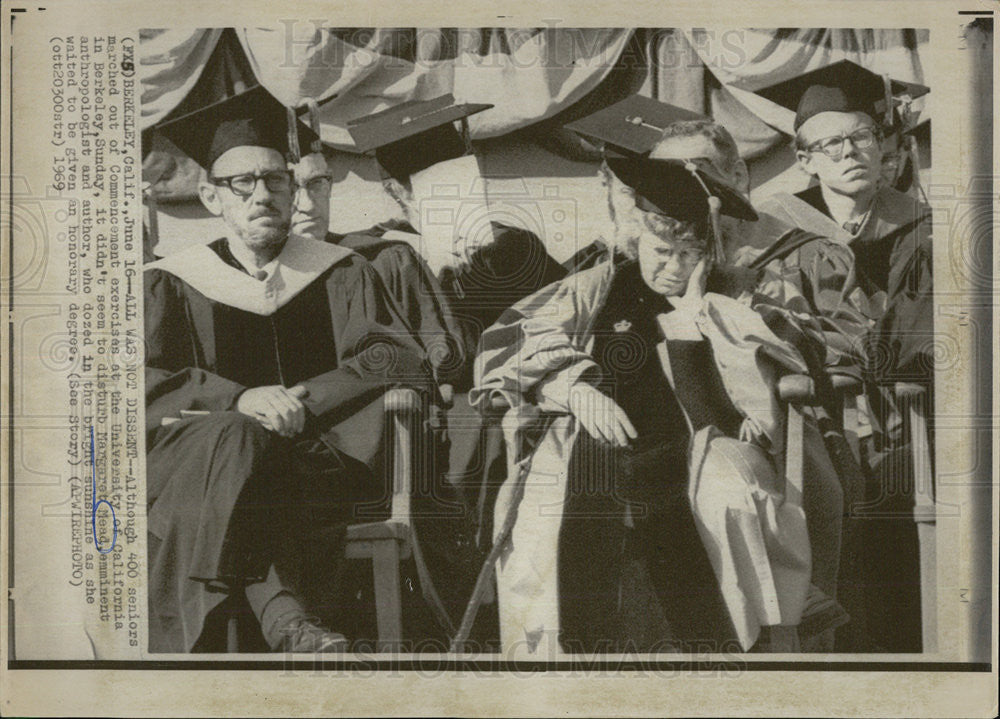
[829,372,863,396]
[778,374,816,405]
[385,387,422,415]
[383,388,422,526]
[894,382,927,401]
[490,394,512,412]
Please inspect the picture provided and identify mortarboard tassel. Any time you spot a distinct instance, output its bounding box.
[881,73,894,127]
[286,106,301,164]
[707,195,725,265]
[684,161,726,265]
[306,98,323,154]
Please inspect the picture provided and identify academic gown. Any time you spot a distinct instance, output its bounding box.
[471,260,818,656]
[332,229,464,386]
[364,220,566,493]
[144,235,431,652]
[751,184,933,652]
[755,184,933,390]
[350,220,567,642]
[331,225,502,638]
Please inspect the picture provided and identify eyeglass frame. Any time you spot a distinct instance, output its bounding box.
[295,174,333,197]
[803,126,883,160]
[209,170,296,198]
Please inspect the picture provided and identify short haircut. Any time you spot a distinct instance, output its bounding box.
[658,120,741,176]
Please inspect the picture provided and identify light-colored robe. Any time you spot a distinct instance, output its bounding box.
[470,263,816,656]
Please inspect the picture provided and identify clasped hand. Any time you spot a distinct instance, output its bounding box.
[236,385,309,438]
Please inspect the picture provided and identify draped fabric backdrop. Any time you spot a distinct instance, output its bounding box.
[139,27,928,251]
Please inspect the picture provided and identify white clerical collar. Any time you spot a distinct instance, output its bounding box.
[147,234,356,316]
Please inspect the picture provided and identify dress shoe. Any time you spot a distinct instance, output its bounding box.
[278,616,349,653]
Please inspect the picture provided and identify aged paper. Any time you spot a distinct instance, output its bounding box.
[1,0,996,715]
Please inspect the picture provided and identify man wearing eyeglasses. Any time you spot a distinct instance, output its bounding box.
[751,62,934,653]
[289,152,333,241]
[144,87,432,654]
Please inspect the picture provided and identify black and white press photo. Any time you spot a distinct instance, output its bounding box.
[2,4,995,717]
[138,26,940,656]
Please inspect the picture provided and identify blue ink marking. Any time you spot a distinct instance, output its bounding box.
[90,425,118,553]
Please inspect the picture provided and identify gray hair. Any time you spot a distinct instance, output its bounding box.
[658,119,741,176]
[623,208,705,259]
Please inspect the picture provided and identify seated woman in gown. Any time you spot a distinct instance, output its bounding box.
[471,153,830,656]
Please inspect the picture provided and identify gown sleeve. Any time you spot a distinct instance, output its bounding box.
[470,267,606,415]
[143,268,247,435]
[375,243,464,386]
[297,261,434,423]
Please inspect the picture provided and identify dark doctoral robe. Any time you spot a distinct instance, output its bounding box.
[355,220,567,644]
[556,262,742,651]
[144,234,431,652]
[435,219,568,502]
[472,260,821,657]
[331,229,464,387]
[750,184,934,652]
[754,184,933,392]
[369,219,568,389]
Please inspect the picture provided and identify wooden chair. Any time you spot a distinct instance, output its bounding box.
[821,376,936,651]
[895,382,936,652]
[203,388,424,653]
[342,387,422,651]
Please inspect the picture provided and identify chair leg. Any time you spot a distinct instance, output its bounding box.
[371,540,403,651]
[227,614,240,653]
[906,389,936,653]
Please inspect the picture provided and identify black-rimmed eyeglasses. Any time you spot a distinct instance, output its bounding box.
[297,175,333,197]
[210,171,294,197]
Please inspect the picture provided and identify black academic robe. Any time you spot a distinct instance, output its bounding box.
[331,226,499,640]
[760,184,934,391]
[332,229,464,386]
[437,221,568,388]
[144,235,431,652]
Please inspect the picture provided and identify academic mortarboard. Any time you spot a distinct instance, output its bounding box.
[755,60,929,132]
[347,94,493,180]
[565,94,706,156]
[607,153,757,263]
[606,153,757,222]
[156,84,319,171]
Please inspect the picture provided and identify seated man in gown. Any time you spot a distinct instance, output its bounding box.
[290,148,463,390]
[145,86,432,653]
[343,97,569,643]
[346,94,568,393]
[470,152,824,656]
[752,62,934,652]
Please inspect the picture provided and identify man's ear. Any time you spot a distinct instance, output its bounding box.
[795,149,815,178]
[382,176,412,209]
[731,158,750,196]
[198,176,223,216]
